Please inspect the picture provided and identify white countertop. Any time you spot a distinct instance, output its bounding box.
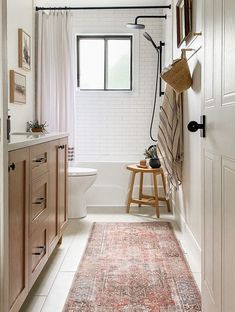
[8,132,69,151]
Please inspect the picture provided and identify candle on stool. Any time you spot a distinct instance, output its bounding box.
[140,160,147,167]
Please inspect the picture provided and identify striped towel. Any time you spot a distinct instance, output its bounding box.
[157,84,183,191]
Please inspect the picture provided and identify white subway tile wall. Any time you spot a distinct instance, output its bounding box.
[72,9,165,161]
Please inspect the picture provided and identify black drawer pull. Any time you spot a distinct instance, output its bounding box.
[32,246,46,256]
[58,145,65,150]
[33,157,46,164]
[8,163,16,172]
[33,197,45,205]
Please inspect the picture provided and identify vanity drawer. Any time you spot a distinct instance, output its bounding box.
[30,143,49,180]
[29,221,49,288]
[30,173,49,234]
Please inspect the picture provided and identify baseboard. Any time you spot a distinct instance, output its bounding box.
[174,207,201,273]
[87,202,166,214]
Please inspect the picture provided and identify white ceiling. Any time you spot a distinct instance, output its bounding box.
[36,0,168,7]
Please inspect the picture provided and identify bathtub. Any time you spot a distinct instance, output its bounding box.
[70,161,164,209]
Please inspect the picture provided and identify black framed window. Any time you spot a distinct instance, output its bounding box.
[77,36,133,91]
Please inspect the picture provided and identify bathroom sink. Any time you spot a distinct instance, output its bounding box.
[11,132,45,135]
[10,132,47,140]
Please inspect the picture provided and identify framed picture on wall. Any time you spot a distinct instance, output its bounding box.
[10,70,26,104]
[176,0,192,47]
[18,29,31,70]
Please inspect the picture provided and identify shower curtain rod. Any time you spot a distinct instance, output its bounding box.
[35,5,171,11]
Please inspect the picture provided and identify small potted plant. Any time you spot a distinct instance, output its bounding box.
[144,145,161,168]
[27,120,48,133]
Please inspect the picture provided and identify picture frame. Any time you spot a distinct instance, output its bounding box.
[18,29,31,70]
[176,0,192,48]
[10,70,26,104]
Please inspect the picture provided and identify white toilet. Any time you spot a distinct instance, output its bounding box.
[68,167,97,218]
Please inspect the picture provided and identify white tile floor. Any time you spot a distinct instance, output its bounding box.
[21,207,201,312]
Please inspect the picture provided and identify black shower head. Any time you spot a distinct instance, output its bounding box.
[143,32,159,51]
[143,32,153,41]
[126,15,167,30]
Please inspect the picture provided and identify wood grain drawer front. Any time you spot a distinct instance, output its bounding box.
[29,223,49,288]
[30,143,49,180]
[9,148,29,312]
[31,228,47,272]
[30,174,49,234]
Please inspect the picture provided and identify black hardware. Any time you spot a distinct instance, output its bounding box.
[7,114,11,142]
[33,198,45,205]
[33,157,46,164]
[128,15,167,30]
[188,115,206,138]
[159,41,165,97]
[58,145,65,150]
[135,15,167,25]
[8,163,16,172]
[36,5,171,11]
[143,36,165,141]
[32,246,46,256]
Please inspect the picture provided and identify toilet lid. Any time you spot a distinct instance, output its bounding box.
[68,167,97,177]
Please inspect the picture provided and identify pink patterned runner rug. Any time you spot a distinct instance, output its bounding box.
[63,222,201,312]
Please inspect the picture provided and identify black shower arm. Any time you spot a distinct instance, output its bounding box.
[135,15,167,24]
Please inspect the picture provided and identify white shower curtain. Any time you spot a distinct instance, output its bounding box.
[36,10,75,161]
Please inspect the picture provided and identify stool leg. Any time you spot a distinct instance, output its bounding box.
[127,172,136,213]
[153,173,160,218]
[138,172,144,207]
[161,171,171,212]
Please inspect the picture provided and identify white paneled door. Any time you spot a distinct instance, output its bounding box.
[202,0,235,311]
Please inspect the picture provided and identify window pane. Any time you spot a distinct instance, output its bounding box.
[107,39,131,90]
[79,39,104,89]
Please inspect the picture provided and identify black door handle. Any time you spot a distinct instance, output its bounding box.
[188,115,206,138]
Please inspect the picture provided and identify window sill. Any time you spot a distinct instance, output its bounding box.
[76,88,136,97]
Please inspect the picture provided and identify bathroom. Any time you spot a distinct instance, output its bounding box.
[2,0,235,311]
[71,6,168,212]
[5,0,202,311]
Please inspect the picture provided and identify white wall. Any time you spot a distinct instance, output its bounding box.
[8,0,35,132]
[36,0,168,7]
[0,2,3,264]
[0,0,9,310]
[72,9,166,162]
[164,0,202,251]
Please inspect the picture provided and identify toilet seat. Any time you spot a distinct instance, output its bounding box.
[68,167,97,177]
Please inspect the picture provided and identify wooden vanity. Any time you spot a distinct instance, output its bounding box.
[8,134,68,312]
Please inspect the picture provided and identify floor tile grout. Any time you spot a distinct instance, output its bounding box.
[39,231,79,311]
[22,212,201,311]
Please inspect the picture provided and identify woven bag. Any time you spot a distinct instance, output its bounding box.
[161,55,192,94]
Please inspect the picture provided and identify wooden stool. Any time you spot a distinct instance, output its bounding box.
[126,164,171,218]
